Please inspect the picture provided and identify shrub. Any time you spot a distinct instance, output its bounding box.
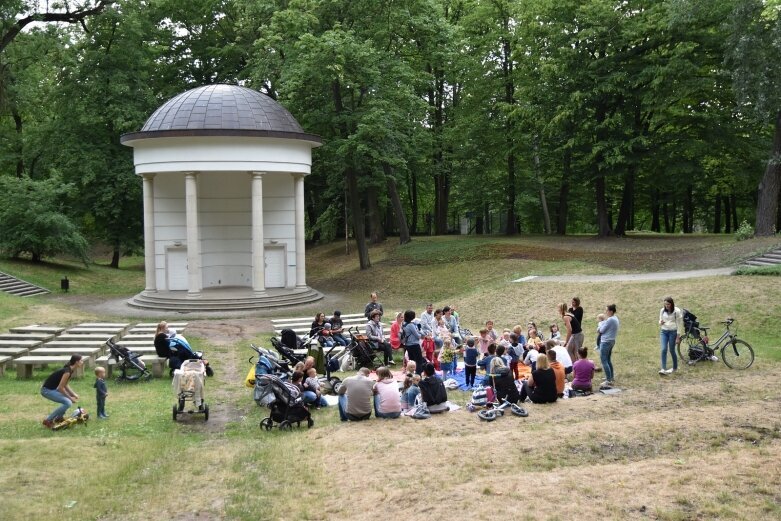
[734,220,754,241]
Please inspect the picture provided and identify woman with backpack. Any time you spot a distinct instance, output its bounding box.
[400,310,425,374]
[659,296,683,375]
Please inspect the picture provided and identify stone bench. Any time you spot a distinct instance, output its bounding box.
[96,355,167,378]
[116,340,155,348]
[66,327,125,336]
[118,334,155,341]
[55,334,116,343]
[31,347,102,359]
[0,355,10,376]
[270,318,371,330]
[9,325,66,335]
[13,356,89,379]
[0,332,55,342]
[133,322,189,328]
[78,322,130,329]
[271,313,364,324]
[0,339,42,349]
[43,341,107,354]
[0,347,30,358]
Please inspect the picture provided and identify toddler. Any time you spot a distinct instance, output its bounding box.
[303,367,324,408]
[94,367,108,419]
[485,320,498,342]
[438,343,459,379]
[508,333,523,380]
[523,344,539,371]
[401,374,421,410]
[549,324,561,340]
[463,338,479,388]
[595,313,606,350]
[477,328,493,355]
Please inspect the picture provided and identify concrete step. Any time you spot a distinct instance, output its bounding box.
[128,288,324,312]
[0,271,50,298]
[744,260,778,267]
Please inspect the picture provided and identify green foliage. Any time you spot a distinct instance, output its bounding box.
[734,220,754,241]
[0,176,89,263]
[734,264,781,276]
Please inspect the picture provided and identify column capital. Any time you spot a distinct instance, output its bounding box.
[291,173,305,180]
[142,173,156,180]
[251,171,267,178]
[184,171,197,179]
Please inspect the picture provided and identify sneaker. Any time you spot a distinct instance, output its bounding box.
[388,360,396,366]
[710,355,718,362]
[665,368,675,374]
[42,419,54,429]
[659,369,667,375]
[99,414,109,419]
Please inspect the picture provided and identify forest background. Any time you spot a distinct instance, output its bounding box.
[1,0,780,270]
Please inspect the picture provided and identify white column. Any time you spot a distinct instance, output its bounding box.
[293,173,307,288]
[142,174,157,292]
[185,172,202,297]
[251,171,266,295]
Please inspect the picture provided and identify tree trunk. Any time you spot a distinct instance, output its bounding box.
[383,164,411,244]
[506,149,517,235]
[346,166,370,269]
[595,175,612,236]
[475,214,483,234]
[533,138,551,234]
[12,108,24,177]
[713,191,722,233]
[731,193,738,231]
[408,170,418,234]
[502,31,517,236]
[671,199,677,233]
[556,148,571,235]
[683,184,693,233]
[613,167,635,236]
[755,110,781,236]
[651,189,661,232]
[110,248,120,269]
[366,186,385,244]
[484,202,491,234]
[663,200,671,233]
[723,194,732,233]
[306,189,320,242]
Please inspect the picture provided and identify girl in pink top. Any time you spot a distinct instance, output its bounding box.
[389,312,403,350]
[373,367,401,418]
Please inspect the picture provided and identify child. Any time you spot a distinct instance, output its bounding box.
[463,337,479,388]
[549,324,561,340]
[303,367,324,408]
[320,323,335,348]
[498,329,512,349]
[526,326,544,350]
[508,333,523,380]
[486,320,498,342]
[523,343,539,371]
[572,346,596,393]
[595,313,606,349]
[401,374,421,410]
[477,344,496,385]
[438,342,458,379]
[477,328,493,355]
[94,367,108,419]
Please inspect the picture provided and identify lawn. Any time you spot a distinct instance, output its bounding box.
[0,234,780,521]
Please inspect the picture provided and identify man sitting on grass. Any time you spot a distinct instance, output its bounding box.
[337,367,374,421]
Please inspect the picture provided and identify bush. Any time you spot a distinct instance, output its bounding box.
[734,220,754,241]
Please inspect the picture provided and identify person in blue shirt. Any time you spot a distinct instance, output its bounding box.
[477,344,496,385]
[597,304,620,389]
[463,337,479,388]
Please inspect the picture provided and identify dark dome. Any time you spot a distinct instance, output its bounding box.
[121,84,321,144]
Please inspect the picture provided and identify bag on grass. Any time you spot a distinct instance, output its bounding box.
[471,385,487,406]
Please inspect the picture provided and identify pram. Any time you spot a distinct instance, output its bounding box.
[172,360,209,421]
[343,326,383,370]
[155,333,213,377]
[256,374,313,431]
[249,344,291,407]
[106,339,151,381]
[270,328,312,367]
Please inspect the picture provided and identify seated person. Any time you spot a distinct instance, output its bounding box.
[477,343,496,383]
[491,365,521,404]
[154,331,211,375]
[401,373,421,411]
[366,310,394,366]
[329,310,349,346]
[526,326,545,349]
[419,363,449,413]
[571,347,596,393]
[547,339,573,375]
[337,367,374,421]
[373,366,401,419]
[547,349,566,398]
[303,367,328,407]
[319,322,336,348]
[519,354,558,404]
[523,344,540,371]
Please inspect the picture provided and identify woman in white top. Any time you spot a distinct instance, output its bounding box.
[659,296,684,374]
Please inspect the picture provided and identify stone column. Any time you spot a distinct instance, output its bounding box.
[251,171,266,295]
[293,173,307,288]
[184,172,202,297]
[142,174,157,292]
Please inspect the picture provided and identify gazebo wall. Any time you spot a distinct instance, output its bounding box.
[153,172,297,290]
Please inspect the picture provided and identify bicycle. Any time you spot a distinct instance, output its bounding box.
[477,399,529,421]
[678,318,754,370]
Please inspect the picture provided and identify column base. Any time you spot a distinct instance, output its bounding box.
[186,291,202,299]
[253,290,268,297]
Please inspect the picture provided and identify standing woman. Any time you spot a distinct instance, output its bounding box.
[659,297,683,375]
[389,312,404,351]
[41,355,84,428]
[558,302,584,363]
[401,310,425,374]
[597,304,620,389]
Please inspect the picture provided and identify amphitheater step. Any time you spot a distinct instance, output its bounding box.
[0,272,50,298]
[741,247,781,269]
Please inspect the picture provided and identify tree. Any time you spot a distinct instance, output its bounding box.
[0,176,89,262]
[727,0,781,235]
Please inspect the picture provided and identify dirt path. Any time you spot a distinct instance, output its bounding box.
[513,267,735,283]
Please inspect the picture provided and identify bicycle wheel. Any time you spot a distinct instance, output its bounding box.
[721,339,755,370]
[678,336,705,363]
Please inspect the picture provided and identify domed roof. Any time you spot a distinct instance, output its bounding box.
[121,84,321,144]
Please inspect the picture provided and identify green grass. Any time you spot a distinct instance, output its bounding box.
[735,264,781,276]
[1,235,781,520]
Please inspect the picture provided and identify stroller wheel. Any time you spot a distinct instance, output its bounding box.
[478,410,497,422]
[279,420,292,431]
[510,404,529,417]
[178,398,185,412]
[203,405,209,422]
[172,405,178,421]
[307,417,314,428]
[260,417,273,431]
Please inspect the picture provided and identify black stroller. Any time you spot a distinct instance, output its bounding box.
[344,326,383,370]
[249,344,291,407]
[256,374,313,431]
[270,328,310,367]
[106,339,151,381]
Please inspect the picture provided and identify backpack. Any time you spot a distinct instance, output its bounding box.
[399,322,410,346]
[471,385,487,406]
[682,309,700,336]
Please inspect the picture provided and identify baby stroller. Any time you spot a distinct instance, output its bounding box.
[256,374,314,431]
[343,326,383,370]
[172,360,209,421]
[249,344,291,407]
[106,339,151,381]
[155,333,213,377]
[270,328,309,367]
